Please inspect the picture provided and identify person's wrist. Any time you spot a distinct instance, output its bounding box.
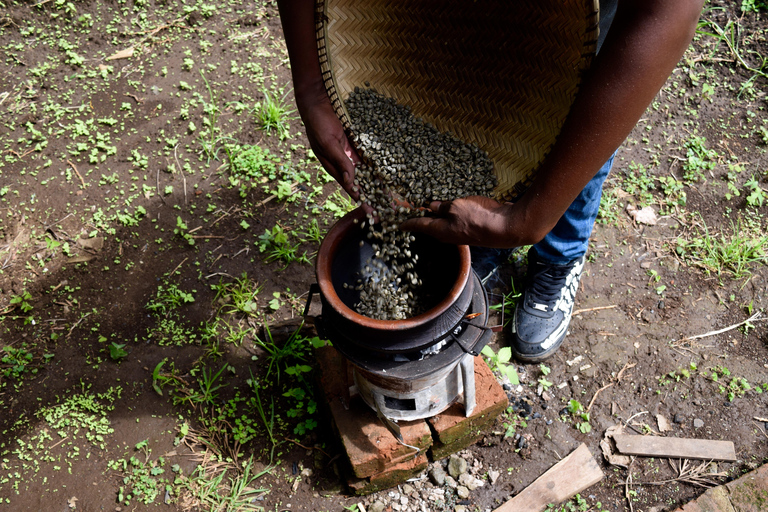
[293,77,329,112]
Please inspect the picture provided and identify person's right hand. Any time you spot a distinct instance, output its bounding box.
[295,88,360,200]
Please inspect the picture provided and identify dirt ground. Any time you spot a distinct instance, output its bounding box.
[0,1,767,511]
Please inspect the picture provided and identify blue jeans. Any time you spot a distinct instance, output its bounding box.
[532,153,616,264]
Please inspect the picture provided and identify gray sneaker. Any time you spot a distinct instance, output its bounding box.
[510,250,585,362]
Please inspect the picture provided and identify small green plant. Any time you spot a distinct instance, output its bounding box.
[252,321,316,382]
[742,0,768,13]
[1,345,35,380]
[502,406,528,438]
[109,342,128,361]
[564,399,592,434]
[744,175,766,207]
[480,345,520,385]
[621,161,655,206]
[111,440,174,506]
[254,88,296,140]
[257,225,310,268]
[675,218,767,281]
[7,290,34,314]
[489,280,522,325]
[174,216,195,246]
[682,134,717,183]
[146,283,196,317]
[546,494,601,511]
[537,364,553,390]
[211,272,262,316]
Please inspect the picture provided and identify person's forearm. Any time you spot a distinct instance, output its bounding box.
[277,0,327,110]
[512,0,704,242]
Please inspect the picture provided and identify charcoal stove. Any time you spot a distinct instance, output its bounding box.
[307,209,492,422]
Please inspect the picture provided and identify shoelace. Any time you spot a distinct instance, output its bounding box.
[527,263,573,308]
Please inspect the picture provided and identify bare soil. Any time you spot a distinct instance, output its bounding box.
[0,1,767,511]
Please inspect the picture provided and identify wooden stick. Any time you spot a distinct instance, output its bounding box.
[493,444,604,512]
[67,160,86,188]
[572,304,618,316]
[673,311,763,345]
[587,382,614,413]
[167,257,187,276]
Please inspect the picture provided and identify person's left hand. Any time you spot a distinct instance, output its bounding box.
[399,196,521,247]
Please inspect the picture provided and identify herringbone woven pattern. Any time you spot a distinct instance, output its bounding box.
[316,0,598,200]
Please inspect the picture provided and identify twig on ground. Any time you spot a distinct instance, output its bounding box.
[281,437,331,459]
[587,362,636,412]
[67,160,86,188]
[67,312,92,338]
[629,459,727,489]
[672,311,763,346]
[753,421,768,441]
[167,257,188,277]
[624,457,636,512]
[572,304,618,315]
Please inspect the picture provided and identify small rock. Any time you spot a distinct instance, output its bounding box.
[399,496,408,506]
[516,436,528,450]
[445,476,458,489]
[532,412,542,419]
[369,501,386,512]
[456,486,470,499]
[448,454,468,478]
[541,391,551,401]
[429,466,447,486]
[502,383,513,391]
[488,469,500,485]
[455,506,467,512]
[674,413,684,424]
[402,484,414,495]
[459,473,484,491]
[693,418,704,428]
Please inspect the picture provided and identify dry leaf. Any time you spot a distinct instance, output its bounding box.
[626,204,658,225]
[67,496,78,509]
[106,47,134,61]
[600,425,632,467]
[76,236,104,251]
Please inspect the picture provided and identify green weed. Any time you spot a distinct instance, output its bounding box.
[675,219,767,281]
[683,134,717,183]
[211,272,262,316]
[254,88,296,140]
[480,345,520,385]
[146,283,196,317]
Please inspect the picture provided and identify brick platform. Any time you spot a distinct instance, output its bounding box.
[428,359,509,460]
[674,463,768,512]
[315,345,508,495]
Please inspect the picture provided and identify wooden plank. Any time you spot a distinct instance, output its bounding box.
[493,444,604,512]
[613,434,736,462]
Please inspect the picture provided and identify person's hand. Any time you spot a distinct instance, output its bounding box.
[399,196,546,248]
[295,88,360,200]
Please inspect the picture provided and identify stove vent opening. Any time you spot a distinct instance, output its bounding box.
[383,395,417,411]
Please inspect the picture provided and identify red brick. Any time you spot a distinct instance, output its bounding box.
[330,397,432,479]
[725,463,768,512]
[429,414,497,461]
[428,356,508,448]
[674,463,768,512]
[348,452,429,495]
[316,345,432,479]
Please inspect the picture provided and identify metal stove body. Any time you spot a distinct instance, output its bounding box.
[311,209,493,423]
[317,270,492,421]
